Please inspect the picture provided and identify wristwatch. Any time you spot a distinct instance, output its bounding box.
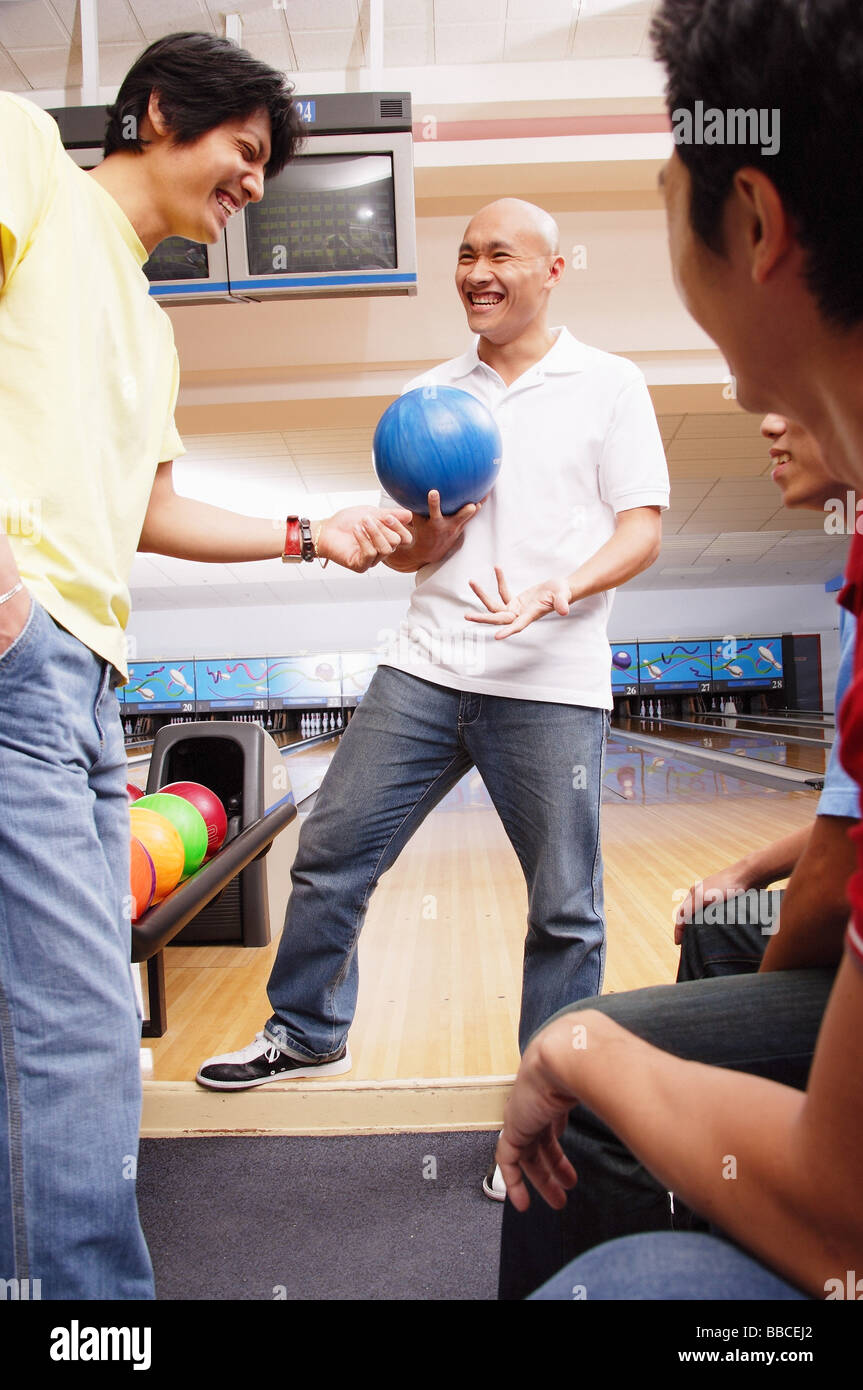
[282,516,316,563]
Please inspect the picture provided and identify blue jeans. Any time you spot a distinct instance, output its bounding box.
[0,598,153,1299]
[265,665,607,1059]
[498,968,835,1299]
[530,1232,810,1300]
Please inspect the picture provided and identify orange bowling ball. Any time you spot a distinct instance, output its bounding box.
[129,806,185,902]
[129,835,156,921]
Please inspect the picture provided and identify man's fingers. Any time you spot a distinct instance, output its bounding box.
[468,578,504,613]
[353,523,378,562]
[494,566,512,605]
[497,1144,577,1212]
[466,610,516,626]
[493,604,540,639]
[383,515,414,544]
[426,490,443,522]
[497,1160,532,1212]
[453,501,479,524]
[362,522,395,556]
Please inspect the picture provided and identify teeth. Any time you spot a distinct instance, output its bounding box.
[216,193,237,217]
[774,453,791,465]
[471,295,503,305]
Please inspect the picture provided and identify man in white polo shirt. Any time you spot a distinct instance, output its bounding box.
[198,201,670,1193]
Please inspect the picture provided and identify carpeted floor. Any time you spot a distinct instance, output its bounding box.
[137,1131,503,1301]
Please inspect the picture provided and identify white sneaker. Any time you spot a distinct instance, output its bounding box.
[482,1157,506,1202]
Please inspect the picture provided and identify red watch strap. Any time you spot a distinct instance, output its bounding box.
[284,516,301,558]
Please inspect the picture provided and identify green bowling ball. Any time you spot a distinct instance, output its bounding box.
[135,792,209,879]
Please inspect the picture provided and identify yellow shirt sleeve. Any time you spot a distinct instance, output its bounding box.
[0,92,61,290]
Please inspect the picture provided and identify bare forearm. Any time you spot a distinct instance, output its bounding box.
[760,816,856,971]
[536,1010,842,1296]
[139,492,281,562]
[567,514,660,603]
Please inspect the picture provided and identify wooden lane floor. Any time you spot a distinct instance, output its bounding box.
[614,715,828,778]
[138,735,818,1132]
[688,713,834,740]
[679,713,834,743]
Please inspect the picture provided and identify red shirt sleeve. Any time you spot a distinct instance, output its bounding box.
[838,531,863,969]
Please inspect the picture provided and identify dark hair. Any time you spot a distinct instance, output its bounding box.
[104,31,305,176]
[651,0,863,330]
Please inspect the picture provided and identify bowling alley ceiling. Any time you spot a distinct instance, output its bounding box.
[0,3,660,89]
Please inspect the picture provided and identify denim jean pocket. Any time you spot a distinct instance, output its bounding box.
[0,591,39,674]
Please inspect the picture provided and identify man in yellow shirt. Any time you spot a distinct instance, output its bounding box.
[0,31,410,1300]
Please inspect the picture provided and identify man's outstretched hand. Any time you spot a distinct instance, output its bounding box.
[466,566,572,638]
[316,505,414,573]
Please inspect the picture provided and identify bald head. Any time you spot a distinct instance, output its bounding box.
[455,198,565,352]
[463,199,561,258]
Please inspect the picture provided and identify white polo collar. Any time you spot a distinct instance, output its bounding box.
[444,327,591,384]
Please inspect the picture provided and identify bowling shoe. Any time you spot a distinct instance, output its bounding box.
[482,1135,507,1203]
[196,1032,351,1089]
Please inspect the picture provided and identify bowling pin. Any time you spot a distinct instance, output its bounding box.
[758,645,781,670]
[640,701,646,718]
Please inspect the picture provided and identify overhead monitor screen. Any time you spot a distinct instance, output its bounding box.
[636,640,714,694]
[711,637,784,690]
[610,642,640,694]
[143,236,210,283]
[245,154,397,274]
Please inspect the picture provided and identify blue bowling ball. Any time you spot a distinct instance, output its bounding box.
[372,386,502,515]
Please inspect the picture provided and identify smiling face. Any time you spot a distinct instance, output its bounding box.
[455,201,563,347]
[761,413,840,509]
[151,103,272,245]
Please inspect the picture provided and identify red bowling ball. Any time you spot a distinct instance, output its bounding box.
[159,781,228,860]
[127,783,144,802]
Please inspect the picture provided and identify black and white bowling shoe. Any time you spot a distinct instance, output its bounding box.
[196,1032,351,1089]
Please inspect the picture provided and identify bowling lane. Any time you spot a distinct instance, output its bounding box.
[613,715,828,778]
[131,722,806,812]
[685,713,833,741]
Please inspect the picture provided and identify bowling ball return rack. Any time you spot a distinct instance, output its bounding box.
[131,792,297,1037]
